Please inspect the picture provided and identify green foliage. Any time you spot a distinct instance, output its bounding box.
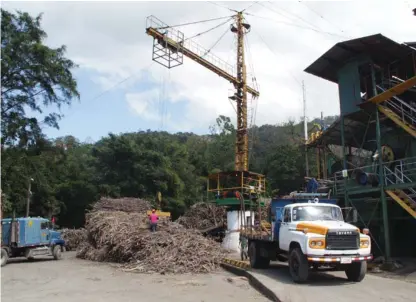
[1,9,79,147]
[0,8,339,227]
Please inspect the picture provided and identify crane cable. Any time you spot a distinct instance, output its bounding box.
[156,15,234,30]
[182,17,234,43]
[202,24,230,57]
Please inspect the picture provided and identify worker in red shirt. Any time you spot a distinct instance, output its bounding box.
[149,209,159,232]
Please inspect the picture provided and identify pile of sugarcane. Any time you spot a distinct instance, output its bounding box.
[61,228,88,251]
[76,198,225,274]
[176,202,226,230]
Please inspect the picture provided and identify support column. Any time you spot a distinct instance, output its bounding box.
[372,63,391,260]
[340,115,348,207]
[376,108,391,260]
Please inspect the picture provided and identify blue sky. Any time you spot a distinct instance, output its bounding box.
[6,1,415,143]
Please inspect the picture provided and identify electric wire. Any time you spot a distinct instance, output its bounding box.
[243,1,260,12]
[206,1,237,12]
[245,12,348,39]
[298,1,348,36]
[57,61,156,122]
[263,1,323,32]
[156,15,234,30]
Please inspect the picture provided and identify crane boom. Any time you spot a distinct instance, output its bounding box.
[145,14,258,171]
[145,30,259,97]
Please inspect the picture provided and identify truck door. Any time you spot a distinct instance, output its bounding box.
[279,208,291,251]
[40,221,50,245]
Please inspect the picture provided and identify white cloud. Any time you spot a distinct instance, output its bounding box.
[4,0,416,133]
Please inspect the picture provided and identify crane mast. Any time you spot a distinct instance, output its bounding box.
[145,12,258,172]
[234,12,249,172]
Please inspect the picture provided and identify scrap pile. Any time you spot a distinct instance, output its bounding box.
[61,228,87,251]
[176,202,226,230]
[76,198,225,274]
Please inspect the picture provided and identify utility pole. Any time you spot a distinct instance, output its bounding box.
[303,81,309,177]
[234,12,249,172]
[26,178,33,217]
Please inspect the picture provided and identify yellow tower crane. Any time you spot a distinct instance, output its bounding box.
[145,12,259,172]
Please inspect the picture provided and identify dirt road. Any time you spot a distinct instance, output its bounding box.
[1,252,267,302]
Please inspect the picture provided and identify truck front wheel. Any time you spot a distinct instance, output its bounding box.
[289,247,309,283]
[52,245,63,260]
[1,248,8,267]
[345,261,367,282]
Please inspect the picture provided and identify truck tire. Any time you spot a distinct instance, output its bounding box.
[289,247,309,283]
[248,241,270,269]
[1,248,8,267]
[52,245,63,260]
[345,261,367,282]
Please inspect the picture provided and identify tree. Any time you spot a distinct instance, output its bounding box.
[1,9,79,147]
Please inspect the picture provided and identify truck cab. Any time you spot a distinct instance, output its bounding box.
[1,217,65,267]
[244,198,372,283]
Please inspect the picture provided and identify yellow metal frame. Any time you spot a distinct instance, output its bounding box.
[368,76,416,104]
[385,190,416,218]
[207,171,266,195]
[378,105,416,138]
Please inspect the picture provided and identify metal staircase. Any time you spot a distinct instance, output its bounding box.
[384,162,416,218]
[376,85,416,137]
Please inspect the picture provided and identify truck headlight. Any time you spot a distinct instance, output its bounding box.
[309,238,325,249]
[360,239,370,248]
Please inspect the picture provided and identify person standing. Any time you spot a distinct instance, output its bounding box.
[149,209,159,232]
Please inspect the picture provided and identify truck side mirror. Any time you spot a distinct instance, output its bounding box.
[353,209,358,223]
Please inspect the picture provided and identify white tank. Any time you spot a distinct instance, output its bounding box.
[221,210,253,252]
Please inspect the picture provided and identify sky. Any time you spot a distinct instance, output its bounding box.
[3,0,416,142]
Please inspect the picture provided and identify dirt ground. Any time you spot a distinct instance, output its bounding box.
[1,252,267,302]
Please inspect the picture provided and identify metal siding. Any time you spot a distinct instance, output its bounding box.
[337,62,362,116]
[18,219,26,246]
[23,219,41,246]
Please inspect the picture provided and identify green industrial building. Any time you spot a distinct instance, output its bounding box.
[305,34,416,259]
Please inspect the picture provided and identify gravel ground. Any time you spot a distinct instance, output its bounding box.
[1,252,267,302]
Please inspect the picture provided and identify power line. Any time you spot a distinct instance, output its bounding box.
[298,1,348,36]
[260,1,322,31]
[243,1,260,12]
[206,1,237,12]
[156,15,234,30]
[245,12,349,39]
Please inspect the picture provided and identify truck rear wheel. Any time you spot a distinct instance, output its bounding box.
[1,248,8,267]
[289,247,309,283]
[345,261,366,282]
[52,245,63,260]
[248,241,270,269]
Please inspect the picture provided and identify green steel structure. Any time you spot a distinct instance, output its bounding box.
[305,34,416,259]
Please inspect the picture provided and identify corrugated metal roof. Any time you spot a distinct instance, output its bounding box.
[304,34,414,83]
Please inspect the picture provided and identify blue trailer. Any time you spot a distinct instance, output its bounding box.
[1,217,65,267]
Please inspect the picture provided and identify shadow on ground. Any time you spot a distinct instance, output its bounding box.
[252,262,354,286]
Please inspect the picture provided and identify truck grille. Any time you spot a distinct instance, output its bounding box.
[326,230,359,250]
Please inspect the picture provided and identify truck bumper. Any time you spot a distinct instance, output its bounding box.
[307,254,373,263]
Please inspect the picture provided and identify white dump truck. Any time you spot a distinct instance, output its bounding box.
[241,198,372,283]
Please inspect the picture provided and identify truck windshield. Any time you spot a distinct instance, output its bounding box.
[292,205,343,221]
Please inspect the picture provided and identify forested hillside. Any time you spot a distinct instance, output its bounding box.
[0,8,338,227]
